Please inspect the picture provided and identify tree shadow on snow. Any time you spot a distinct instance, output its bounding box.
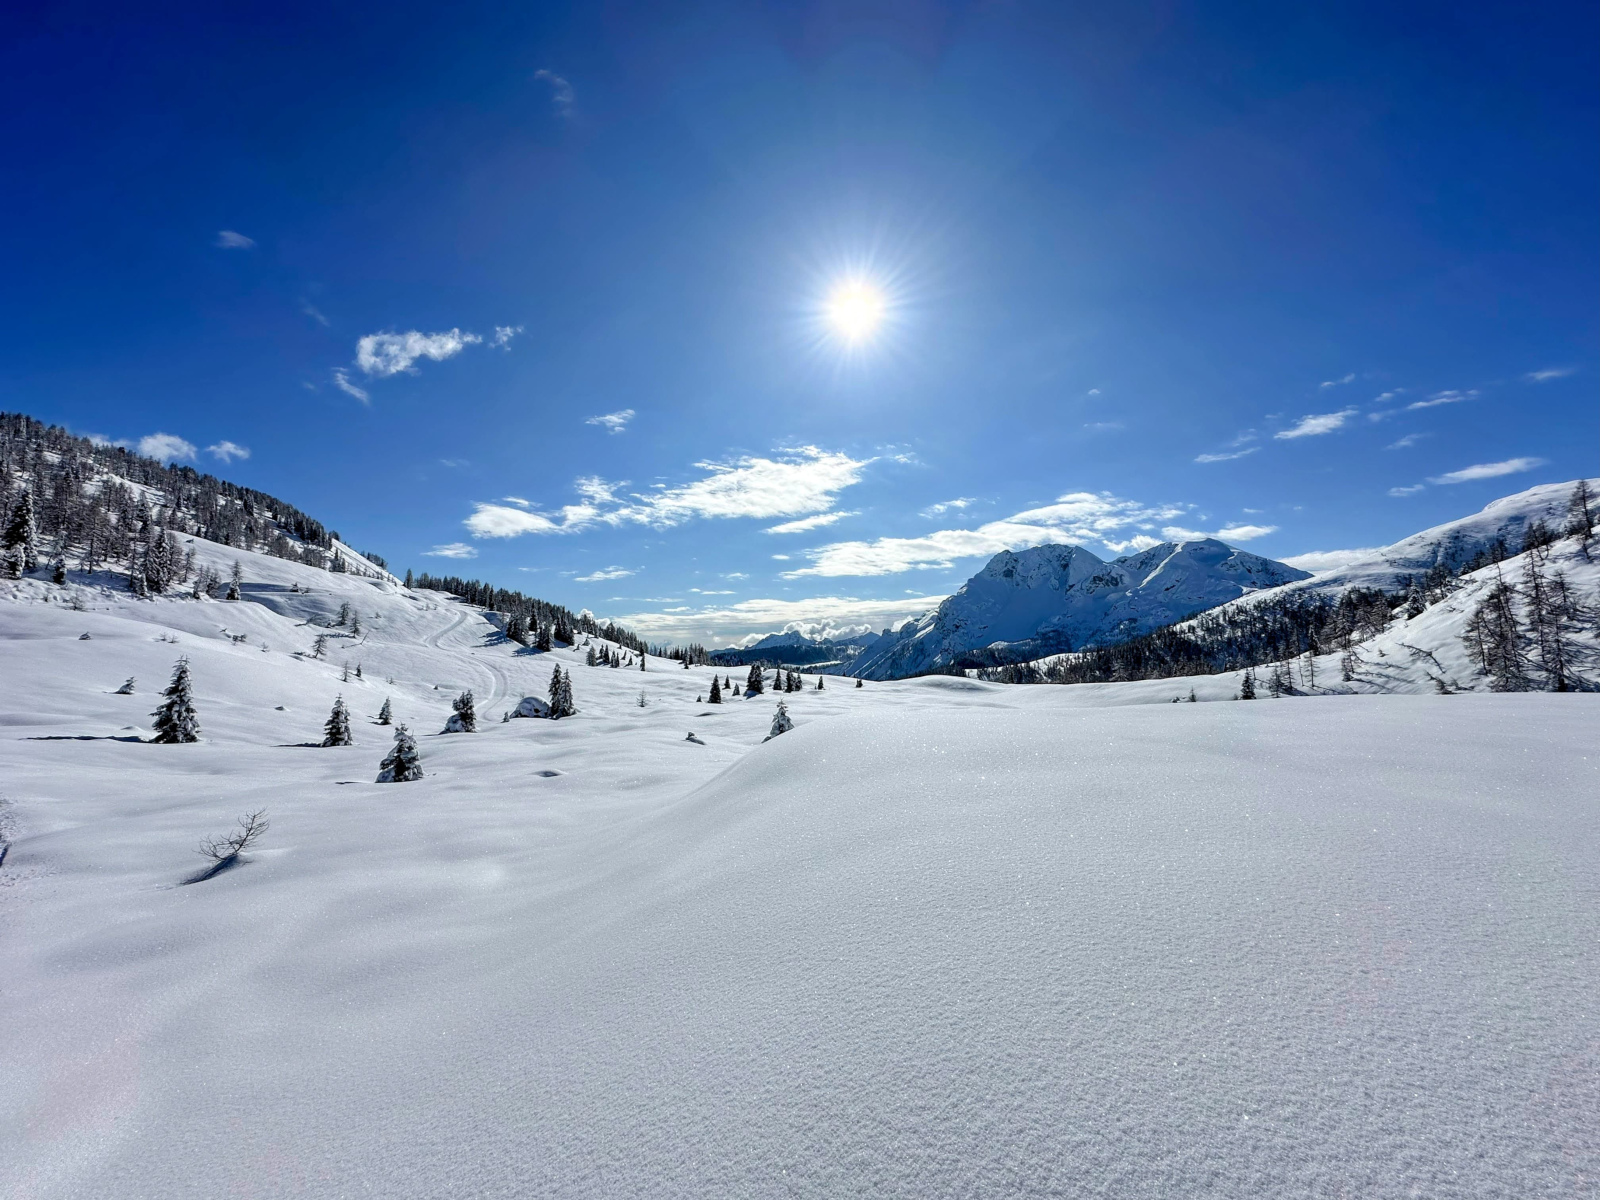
[181,853,245,885]
[27,734,145,743]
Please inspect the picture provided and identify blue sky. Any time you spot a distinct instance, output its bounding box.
[3,1,1595,644]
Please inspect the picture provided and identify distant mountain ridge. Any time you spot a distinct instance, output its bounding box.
[848,538,1310,680]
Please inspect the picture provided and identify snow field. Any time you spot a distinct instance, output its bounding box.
[2,533,1597,1198]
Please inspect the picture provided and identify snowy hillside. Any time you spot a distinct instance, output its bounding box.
[852,539,1308,679]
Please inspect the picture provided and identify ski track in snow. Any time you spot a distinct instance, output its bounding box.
[1,532,1597,1198]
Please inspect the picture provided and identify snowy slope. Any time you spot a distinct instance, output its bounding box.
[853,539,1308,679]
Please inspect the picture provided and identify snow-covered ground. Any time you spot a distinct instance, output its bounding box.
[3,536,1597,1197]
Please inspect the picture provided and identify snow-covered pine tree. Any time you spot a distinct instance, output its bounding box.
[335,602,352,627]
[548,665,575,718]
[452,690,477,732]
[116,676,136,695]
[226,560,243,601]
[537,623,553,652]
[150,657,201,743]
[323,695,354,746]
[377,697,393,725]
[377,725,423,783]
[763,700,794,742]
[2,489,39,577]
[341,663,351,683]
[708,676,722,704]
[745,664,764,696]
[51,553,66,584]
[1240,667,1257,699]
[586,646,598,666]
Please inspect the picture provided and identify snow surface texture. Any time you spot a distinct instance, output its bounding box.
[3,533,1597,1198]
[852,539,1309,679]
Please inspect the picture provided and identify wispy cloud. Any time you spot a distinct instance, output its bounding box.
[787,492,1188,578]
[137,433,196,462]
[332,369,370,403]
[1428,457,1547,485]
[1083,421,1123,433]
[575,566,633,582]
[492,325,523,348]
[1388,484,1427,497]
[1280,548,1381,573]
[501,496,531,508]
[1372,390,1404,404]
[424,543,478,559]
[1194,447,1259,463]
[1525,367,1574,383]
[1319,373,1356,389]
[1157,523,1278,543]
[919,497,976,518]
[466,447,870,539]
[206,440,250,463]
[1407,389,1477,410]
[611,594,947,645]
[300,299,330,327]
[585,409,635,435]
[214,230,255,249]
[357,329,482,377]
[766,511,855,534]
[535,69,576,118]
[1386,433,1428,450]
[1275,409,1357,439]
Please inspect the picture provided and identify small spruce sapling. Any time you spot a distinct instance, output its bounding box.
[115,677,136,695]
[377,697,393,725]
[226,560,243,601]
[763,700,794,742]
[377,725,423,783]
[323,695,354,746]
[855,678,863,688]
[451,690,477,732]
[150,657,201,743]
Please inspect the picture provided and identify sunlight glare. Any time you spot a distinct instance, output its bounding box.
[826,281,886,342]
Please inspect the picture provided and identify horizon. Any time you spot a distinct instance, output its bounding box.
[4,2,1595,644]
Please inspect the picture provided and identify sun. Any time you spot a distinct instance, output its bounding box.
[825,280,886,342]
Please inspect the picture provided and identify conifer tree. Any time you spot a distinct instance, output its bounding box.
[377,697,393,725]
[323,695,354,746]
[452,689,477,732]
[377,725,423,783]
[708,675,722,704]
[732,683,741,696]
[817,675,824,690]
[763,700,794,742]
[312,633,329,659]
[226,560,243,600]
[640,653,646,671]
[587,646,598,665]
[855,677,863,688]
[745,663,764,696]
[537,623,553,652]
[150,657,201,743]
[116,676,136,695]
[51,553,66,585]
[1239,667,1256,699]
[2,489,38,577]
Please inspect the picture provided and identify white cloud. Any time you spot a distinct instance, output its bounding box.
[501,496,532,508]
[585,409,635,435]
[1213,523,1277,541]
[1195,447,1259,463]
[1388,484,1427,497]
[357,329,482,377]
[1279,548,1381,573]
[492,325,523,348]
[766,511,855,534]
[1386,433,1427,450]
[1407,389,1477,410]
[919,497,977,518]
[1372,390,1404,404]
[610,594,947,645]
[1525,367,1574,383]
[1087,388,1101,395]
[465,505,570,538]
[1275,409,1357,439]
[1428,457,1547,485]
[771,554,791,561]
[1319,373,1356,388]
[575,566,633,582]
[788,492,1188,578]
[214,230,255,249]
[424,543,478,559]
[300,299,330,327]
[206,440,250,463]
[332,369,370,403]
[136,433,197,462]
[535,69,576,117]
[1100,535,1163,554]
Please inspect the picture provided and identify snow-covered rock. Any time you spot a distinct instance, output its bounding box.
[851,539,1309,679]
[512,695,551,719]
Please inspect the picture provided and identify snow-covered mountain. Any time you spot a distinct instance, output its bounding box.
[850,539,1310,680]
[710,627,882,668]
